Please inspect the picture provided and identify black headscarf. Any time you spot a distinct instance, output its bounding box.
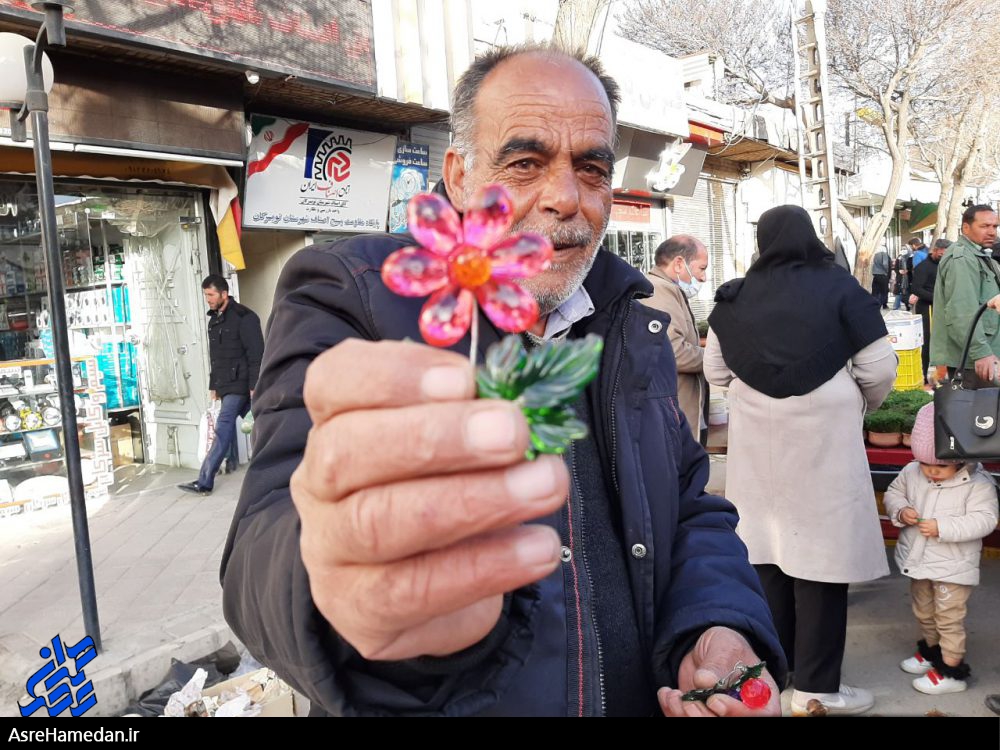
[708,205,887,399]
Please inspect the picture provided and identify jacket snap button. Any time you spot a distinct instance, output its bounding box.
[560,546,573,563]
[631,543,647,559]
[647,320,663,334]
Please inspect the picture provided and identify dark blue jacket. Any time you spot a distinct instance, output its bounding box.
[220,234,786,716]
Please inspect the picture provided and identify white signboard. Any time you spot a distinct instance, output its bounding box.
[599,34,690,138]
[244,116,397,233]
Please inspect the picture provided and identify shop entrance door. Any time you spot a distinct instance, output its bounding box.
[120,194,211,470]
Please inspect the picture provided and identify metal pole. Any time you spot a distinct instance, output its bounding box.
[20,10,102,650]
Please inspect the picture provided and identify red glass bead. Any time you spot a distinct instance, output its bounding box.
[739,678,771,710]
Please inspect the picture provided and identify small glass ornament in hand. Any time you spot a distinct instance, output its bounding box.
[680,661,771,709]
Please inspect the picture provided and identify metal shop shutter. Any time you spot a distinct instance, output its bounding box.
[669,176,738,321]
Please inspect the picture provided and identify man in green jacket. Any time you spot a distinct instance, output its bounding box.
[930,204,1000,386]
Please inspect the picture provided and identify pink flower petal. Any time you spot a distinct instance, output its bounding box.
[462,184,513,250]
[487,233,553,280]
[420,286,474,347]
[407,193,462,256]
[477,280,539,334]
[381,247,450,297]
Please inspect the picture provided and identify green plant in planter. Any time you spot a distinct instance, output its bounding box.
[864,409,905,434]
[696,319,710,337]
[899,412,917,435]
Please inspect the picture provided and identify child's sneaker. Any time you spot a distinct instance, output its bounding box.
[900,640,940,675]
[913,661,971,695]
[913,668,967,694]
[790,684,874,716]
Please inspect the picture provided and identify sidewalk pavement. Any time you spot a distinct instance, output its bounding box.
[0,465,243,717]
[1,457,999,717]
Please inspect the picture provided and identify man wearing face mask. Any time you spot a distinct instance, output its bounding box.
[642,235,710,444]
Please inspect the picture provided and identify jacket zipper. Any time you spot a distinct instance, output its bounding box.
[569,442,606,716]
[607,301,630,497]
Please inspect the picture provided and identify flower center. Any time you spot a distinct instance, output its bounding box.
[450,246,492,289]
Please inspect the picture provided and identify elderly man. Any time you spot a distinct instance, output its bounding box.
[931,205,1000,387]
[221,44,783,717]
[642,236,709,444]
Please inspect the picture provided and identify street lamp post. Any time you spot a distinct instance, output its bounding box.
[1,2,102,650]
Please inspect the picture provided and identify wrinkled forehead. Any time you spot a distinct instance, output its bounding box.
[473,54,615,150]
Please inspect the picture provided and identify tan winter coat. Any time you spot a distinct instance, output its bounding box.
[704,331,898,583]
[641,267,706,442]
[883,461,999,586]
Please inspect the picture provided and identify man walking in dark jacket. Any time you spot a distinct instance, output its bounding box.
[220,44,784,716]
[179,275,264,496]
[909,239,950,381]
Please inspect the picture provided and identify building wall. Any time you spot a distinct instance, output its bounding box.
[237,231,310,330]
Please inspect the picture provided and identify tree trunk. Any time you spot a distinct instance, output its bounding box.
[935,178,955,241]
[552,0,609,52]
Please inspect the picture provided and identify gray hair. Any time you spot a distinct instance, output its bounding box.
[654,235,705,266]
[933,238,952,250]
[450,43,621,169]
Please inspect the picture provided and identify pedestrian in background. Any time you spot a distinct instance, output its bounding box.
[871,246,891,309]
[705,204,897,716]
[883,403,998,695]
[908,239,950,382]
[892,247,912,311]
[641,235,709,444]
[178,275,263,496]
[929,205,1000,388]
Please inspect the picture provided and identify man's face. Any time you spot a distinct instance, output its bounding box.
[203,286,228,312]
[444,53,615,315]
[962,210,999,247]
[931,245,946,261]
[675,246,709,283]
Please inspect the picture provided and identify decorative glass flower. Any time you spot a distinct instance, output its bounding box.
[381,184,553,347]
[381,184,603,458]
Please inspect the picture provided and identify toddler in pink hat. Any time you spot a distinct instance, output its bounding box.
[883,402,998,695]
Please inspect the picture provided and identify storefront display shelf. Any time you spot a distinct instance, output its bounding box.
[0,290,48,303]
[0,424,64,436]
[66,281,127,293]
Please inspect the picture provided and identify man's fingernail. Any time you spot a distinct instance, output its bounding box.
[421,366,471,400]
[466,405,518,451]
[707,696,727,716]
[514,527,560,567]
[505,457,559,502]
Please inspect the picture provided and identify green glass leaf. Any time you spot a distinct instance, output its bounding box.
[476,334,603,458]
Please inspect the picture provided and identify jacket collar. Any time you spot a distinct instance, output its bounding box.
[923,462,981,487]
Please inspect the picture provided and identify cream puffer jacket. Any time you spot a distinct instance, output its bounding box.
[884,462,999,585]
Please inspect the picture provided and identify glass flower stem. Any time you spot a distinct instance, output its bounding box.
[469,309,479,368]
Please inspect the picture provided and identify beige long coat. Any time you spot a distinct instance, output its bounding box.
[704,330,898,583]
[641,267,706,442]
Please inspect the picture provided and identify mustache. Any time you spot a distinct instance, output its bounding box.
[510,220,596,249]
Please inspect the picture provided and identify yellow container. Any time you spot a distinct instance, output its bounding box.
[893,347,924,391]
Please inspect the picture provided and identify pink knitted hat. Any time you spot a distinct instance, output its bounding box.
[910,402,957,465]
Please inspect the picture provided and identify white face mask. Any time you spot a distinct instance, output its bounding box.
[678,259,704,299]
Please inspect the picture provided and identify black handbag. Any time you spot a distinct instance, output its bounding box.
[934,302,1000,459]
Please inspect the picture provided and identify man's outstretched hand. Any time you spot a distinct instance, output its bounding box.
[658,626,780,717]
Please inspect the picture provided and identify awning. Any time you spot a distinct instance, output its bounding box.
[907,201,937,233]
[0,145,245,269]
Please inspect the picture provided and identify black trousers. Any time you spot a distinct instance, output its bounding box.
[871,274,889,308]
[916,302,931,381]
[754,564,848,693]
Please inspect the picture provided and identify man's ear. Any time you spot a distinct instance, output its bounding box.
[443,147,467,212]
